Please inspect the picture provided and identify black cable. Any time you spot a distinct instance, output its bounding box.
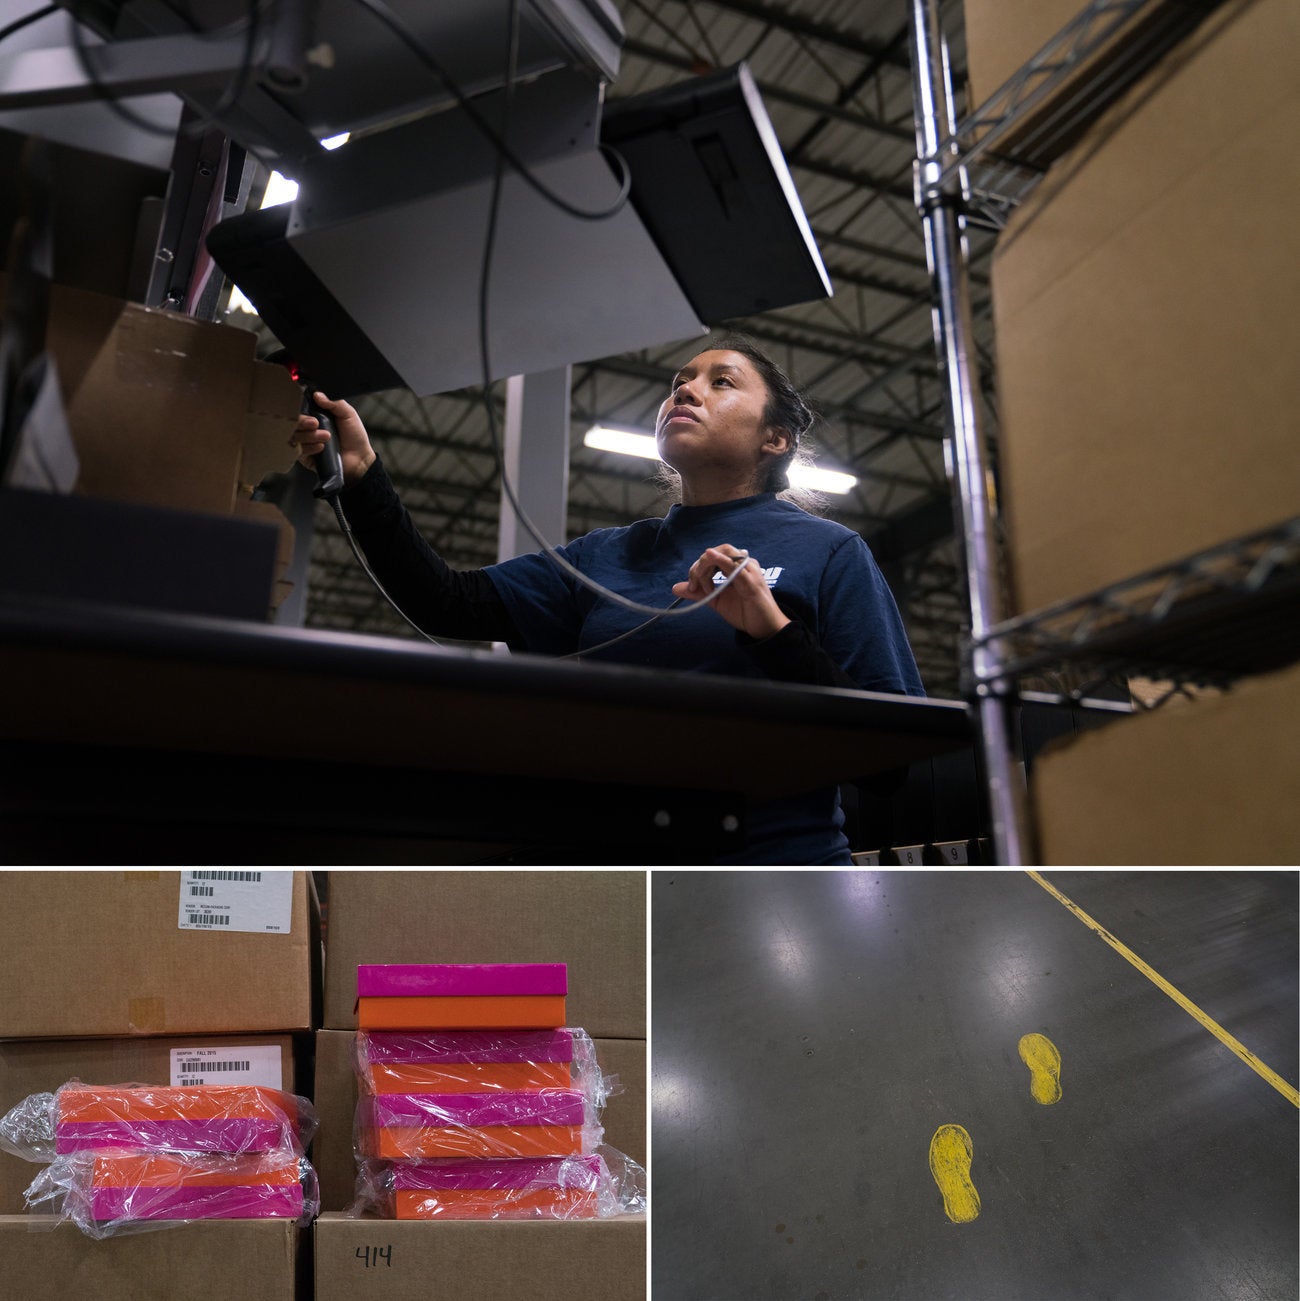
[0,5,57,46]
[555,600,685,660]
[472,0,753,632]
[346,0,634,223]
[323,0,742,650]
[327,496,449,647]
[64,1,268,146]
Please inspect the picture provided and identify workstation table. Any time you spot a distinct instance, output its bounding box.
[0,595,972,864]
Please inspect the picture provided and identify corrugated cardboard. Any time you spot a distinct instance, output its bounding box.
[962,0,1205,145]
[0,1033,296,1214]
[0,274,303,613]
[39,282,302,517]
[964,0,1089,110]
[0,1215,302,1301]
[991,0,1300,613]
[312,1029,645,1213]
[322,872,645,1039]
[595,1039,647,1173]
[314,1211,645,1301]
[0,871,317,1040]
[1034,661,1300,864]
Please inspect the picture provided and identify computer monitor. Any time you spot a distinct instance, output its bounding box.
[205,62,831,398]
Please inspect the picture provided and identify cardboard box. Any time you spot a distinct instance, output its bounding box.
[964,0,1088,111]
[962,0,1202,143]
[0,1215,303,1301]
[991,0,1300,613]
[314,1211,645,1301]
[311,1030,645,1213]
[0,274,303,613]
[0,1032,297,1213]
[593,1039,647,1173]
[1034,660,1300,864]
[0,871,318,1040]
[322,872,645,1039]
[39,282,302,517]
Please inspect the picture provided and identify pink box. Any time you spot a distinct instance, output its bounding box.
[358,1029,576,1065]
[56,1118,288,1154]
[88,1184,305,1220]
[359,1090,587,1129]
[391,1155,603,1191]
[356,964,568,998]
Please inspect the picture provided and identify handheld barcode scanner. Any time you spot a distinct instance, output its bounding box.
[266,348,345,498]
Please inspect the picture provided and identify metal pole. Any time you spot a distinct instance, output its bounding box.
[497,366,572,563]
[909,0,1030,865]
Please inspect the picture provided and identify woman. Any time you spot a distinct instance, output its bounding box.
[293,335,924,864]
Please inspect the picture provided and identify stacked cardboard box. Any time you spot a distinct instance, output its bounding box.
[1033,659,1300,863]
[0,871,318,1297]
[965,0,1300,858]
[989,0,1299,616]
[313,872,645,1301]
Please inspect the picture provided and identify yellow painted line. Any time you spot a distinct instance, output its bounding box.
[1027,871,1299,1109]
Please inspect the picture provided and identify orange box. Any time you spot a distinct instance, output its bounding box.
[58,1085,297,1124]
[356,996,566,1030]
[363,1061,572,1094]
[91,1151,300,1188]
[364,1125,583,1160]
[393,1187,596,1219]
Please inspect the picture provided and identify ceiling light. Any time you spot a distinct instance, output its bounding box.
[584,425,661,460]
[583,425,857,493]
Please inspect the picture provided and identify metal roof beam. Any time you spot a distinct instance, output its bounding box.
[617,37,912,145]
[684,0,914,67]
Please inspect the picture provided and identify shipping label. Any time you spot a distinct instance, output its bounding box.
[177,870,294,934]
[169,1044,284,1088]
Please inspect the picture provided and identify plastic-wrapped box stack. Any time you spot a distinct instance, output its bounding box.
[0,1082,320,1237]
[349,964,641,1220]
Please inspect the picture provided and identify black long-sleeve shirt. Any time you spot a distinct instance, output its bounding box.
[340,457,871,691]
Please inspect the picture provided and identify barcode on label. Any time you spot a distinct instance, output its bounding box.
[190,886,214,897]
[190,913,229,926]
[180,1079,202,1086]
[191,871,262,882]
[179,1060,251,1074]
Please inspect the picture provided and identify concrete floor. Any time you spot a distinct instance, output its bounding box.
[650,871,1299,1301]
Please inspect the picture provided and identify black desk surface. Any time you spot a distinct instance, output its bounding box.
[0,595,971,800]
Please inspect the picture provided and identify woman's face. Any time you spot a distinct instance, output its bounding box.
[655,349,787,480]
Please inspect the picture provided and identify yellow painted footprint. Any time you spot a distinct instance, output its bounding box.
[928,1124,981,1224]
[1018,1032,1062,1105]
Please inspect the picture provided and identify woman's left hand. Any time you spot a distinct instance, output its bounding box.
[672,545,791,640]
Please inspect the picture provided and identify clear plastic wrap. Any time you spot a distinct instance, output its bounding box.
[350,1146,647,1221]
[23,1148,320,1238]
[354,1029,613,1107]
[355,1088,603,1160]
[0,1082,317,1161]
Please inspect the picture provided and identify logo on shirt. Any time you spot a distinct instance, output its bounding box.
[714,565,783,587]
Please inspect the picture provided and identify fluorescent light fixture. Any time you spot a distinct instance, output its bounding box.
[791,465,857,494]
[584,424,661,460]
[583,424,857,494]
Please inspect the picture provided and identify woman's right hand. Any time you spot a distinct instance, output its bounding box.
[291,390,377,485]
